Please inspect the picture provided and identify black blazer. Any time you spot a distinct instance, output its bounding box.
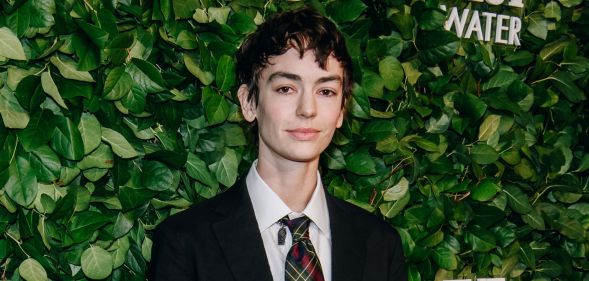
[148,177,407,281]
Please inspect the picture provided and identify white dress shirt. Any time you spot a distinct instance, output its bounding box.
[246,160,332,281]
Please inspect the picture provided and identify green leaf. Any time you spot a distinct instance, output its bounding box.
[228,12,257,34]
[209,148,238,187]
[361,120,395,141]
[540,38,569,62]
[382,177,409,201]
[50,116,85,161]
[550,215,586,240]
[77,21,109,48]
[347,198,375,213]
[544,1,562,20]
[4,156,38,207]
[103,67,133,100]
[119,186,157,211]
[519,242,536,270]
[471,179,500,201]
[122,85,147,113]
[6,4,31,37]
[69,211,111,243]
[366,34,403,65]
[186,152,218,188]
[127,58,166,93]
[483,70,518,91]
[345,148,376,175]
[77,144,114,170]
[29,145,61,182]
[326,0,368,23]
[527,13,548,40]
[202,87,229,126]
[0,134,17,171]
[25,0,55,28]
[558,0,582,7]
[503,185,533,214]
[466,226,496,252]
[0,27,27,60]
[216,55,236,91]
[17,110,55,151]
[470,144,499,165]
[324,147,346,170]
[547,71,585,102]
[49,55,95,82]
[432,247,458,270]
[142,161,173,191]
[173,0,199,19]
[184,53,214,85]
[417,30,458,65]
[72,33,100,71]
[78,113,102,155]
[362,71,385,98]
[81,246,114,280]
[454,93,487,120]
[379,192,410,218]
[379,56,404,91]
[536,260,563,277]
[0,87,30,129]
[522,208,545,230]
[418,9,446,31]
[41,71,67,109]
[349,84,370,119]
[478,114,501,142]
[111,212,134,238]
[109,236,131,268]
[574,154,589,172]
[208,7,231,24]
[101,127,139,159]
[106,32,135,64]
[176,30,198,49]
[18,258,48,281]
[425,113,450,134]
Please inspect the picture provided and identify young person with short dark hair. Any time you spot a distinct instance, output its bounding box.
[149,8,407,281]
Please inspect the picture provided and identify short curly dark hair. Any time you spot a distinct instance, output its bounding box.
[235,8,353,107]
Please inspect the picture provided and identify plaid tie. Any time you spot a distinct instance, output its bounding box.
[282,216,325,281]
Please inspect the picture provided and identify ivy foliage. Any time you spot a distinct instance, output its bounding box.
[0,0,588,280]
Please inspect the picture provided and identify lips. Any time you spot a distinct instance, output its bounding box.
[286,128,320,141]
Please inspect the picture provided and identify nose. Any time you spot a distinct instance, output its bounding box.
[296,90,317,118]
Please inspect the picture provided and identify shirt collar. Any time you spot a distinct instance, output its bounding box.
[246,160,330,238]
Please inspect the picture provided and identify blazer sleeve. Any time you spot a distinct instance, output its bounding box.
[148,222,197,281]
[387,228,408,281]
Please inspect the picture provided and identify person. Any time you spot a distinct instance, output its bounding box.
[148,7,407,281]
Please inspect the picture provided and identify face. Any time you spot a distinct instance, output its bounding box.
[238,48,345,164]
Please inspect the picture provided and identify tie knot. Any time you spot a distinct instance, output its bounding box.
[281,215,310,242]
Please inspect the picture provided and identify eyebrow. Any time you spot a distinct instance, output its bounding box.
[267,71,342,85]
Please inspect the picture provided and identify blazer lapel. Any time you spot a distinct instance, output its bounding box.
[328,194,366,281]
[212,178,273,281]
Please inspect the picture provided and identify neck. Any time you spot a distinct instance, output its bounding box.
[256,156,320,213]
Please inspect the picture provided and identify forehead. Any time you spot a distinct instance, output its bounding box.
[260,49,343,83]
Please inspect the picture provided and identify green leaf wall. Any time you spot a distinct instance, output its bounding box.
[0,0,588,280]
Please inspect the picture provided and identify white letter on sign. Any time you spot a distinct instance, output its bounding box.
[508,16,522,45]
[465,10,484,40]
[445,7,470,37]
[495,14,510,44]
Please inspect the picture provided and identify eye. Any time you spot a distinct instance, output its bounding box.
[318,89,337,97]
[276,86,295,95]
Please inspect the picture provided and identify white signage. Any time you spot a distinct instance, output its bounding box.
[441,0,523,46]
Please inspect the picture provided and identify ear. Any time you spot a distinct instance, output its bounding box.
[336,98,346,128]
[336,108,344,128]
[237,84,256,122]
